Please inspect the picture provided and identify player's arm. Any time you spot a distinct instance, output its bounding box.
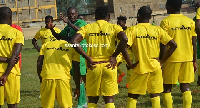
[159,19,168,60]
[72,61,80,100]
[109,31,129,69]
[71,33,88,59]
[60,13,81,31]
[0,43,22,86]
[0,56,20,64]
[50,28,62,40]
[192,36,197,72]
[159,43,167,60]
[71,33,97,69]
[105,31,128,69]
[160,40,177,64]
[113,31,128,57]
[196,19,200,49]
[32,38,40,52]
[67,21,80,31]
[196,16,200,34]
[0,57,9,62]
[121,47,131,66]
[194,18,199,72]
[37,55,44,83]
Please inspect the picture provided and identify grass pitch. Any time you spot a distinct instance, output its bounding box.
[1,39,200,108]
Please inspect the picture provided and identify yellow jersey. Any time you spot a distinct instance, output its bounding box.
[34,27,61,45]
[126,23,172,74]
[0,24,24,75]
[77,20,123,61]
[160,14,197,62]
[196,8,200,19]
[39,40,80,80]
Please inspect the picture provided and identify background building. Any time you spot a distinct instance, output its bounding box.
[0,0,57,24]
[57,0,95,15]
[96,0,167,19]
[0,0,195,24]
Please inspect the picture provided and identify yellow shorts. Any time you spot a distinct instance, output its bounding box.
[86,63,118,96]
[128,69,163,95]
[0,72,20,105]
[41,79,72,108]
[162,62,194,84]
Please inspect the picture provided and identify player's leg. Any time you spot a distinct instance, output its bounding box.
[81,82,87,108]
[162,84,173,108]
[88,96,99,108]
[7,104,17,108]
[81,75,86,84]
[101,63,118,108]
[5,73,20,108]
[78,80,87,108]
[56,79,73,108]
[127,72,150,108]
[41,79,56,108]
[179,62,194,108]
[148,69,163,108]
[0,73,4,108]
[180,83,192,108]
[197,63,200,86]
[162,62,181,108]
[19,52,21,70]
[127,93,139,108]
[103,96,115,108]
[7,74,19,108]
[86,64,102,108]
[79,56,87,108]
[150,94,160,108]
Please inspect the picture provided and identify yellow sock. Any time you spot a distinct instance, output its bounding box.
[162,93,173,108]
[105,103,115,108]
[127,69,132,83]
[150,96,160,108]
[127,97,137,108]
[117,66,123,75]
[183,91,192,108]
[88,103,97,108]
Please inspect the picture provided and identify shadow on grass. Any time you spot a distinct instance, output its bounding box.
[20,90,40,97]
[23,47,35,50]
[137,100,151,107]
[118,85,127,88]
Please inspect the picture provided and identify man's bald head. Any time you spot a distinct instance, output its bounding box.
[67,7,77,13]
[67,7,78,22]
[0,7,12,24]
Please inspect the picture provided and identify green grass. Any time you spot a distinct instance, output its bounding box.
[1,39,200,108]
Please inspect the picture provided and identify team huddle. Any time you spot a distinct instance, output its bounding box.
[0,0,200,108]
